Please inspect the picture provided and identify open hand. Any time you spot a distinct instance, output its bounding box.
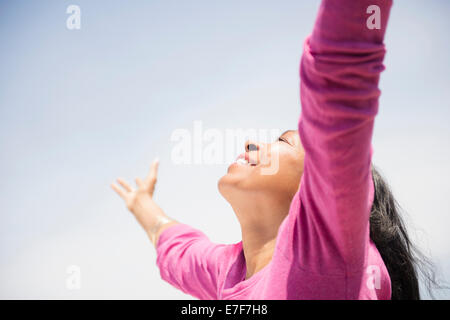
[111,159,167,233]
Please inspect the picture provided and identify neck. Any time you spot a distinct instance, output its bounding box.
[230,193,289,279]
[241,229,277,279]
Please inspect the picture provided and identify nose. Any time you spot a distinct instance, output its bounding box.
[245,140,259,152]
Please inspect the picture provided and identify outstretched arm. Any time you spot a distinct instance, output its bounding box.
[293,0,393,272]
[112,159,232,299]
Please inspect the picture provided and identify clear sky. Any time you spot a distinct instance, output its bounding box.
[0,0,449,299]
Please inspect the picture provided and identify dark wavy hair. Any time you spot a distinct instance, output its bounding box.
[369,165,441,300]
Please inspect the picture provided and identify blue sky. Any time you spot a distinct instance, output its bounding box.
[0,0,449,299]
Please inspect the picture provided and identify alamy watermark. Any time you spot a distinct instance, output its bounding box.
[170,121,282,175]
[66,265,81,290]
[66,5,81,30]
[366,5,381,30]
[366,265,381,290]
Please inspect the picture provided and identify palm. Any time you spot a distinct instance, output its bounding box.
[111,159,159,212]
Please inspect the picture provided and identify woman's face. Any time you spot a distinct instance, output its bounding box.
[218,130,305,205]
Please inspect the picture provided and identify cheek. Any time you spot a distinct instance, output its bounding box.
[218,148,303,195]
[261,152,303,195]
[241,156,295,192]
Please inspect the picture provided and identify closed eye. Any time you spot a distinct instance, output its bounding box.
[278,137,289,144]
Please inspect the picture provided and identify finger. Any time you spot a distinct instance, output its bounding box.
[117,178,134,192]
[145,158,159,186]
[111,183,127,200]
[135,177,145,189]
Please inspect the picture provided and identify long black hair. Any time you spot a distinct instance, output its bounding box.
[369,165,440,299]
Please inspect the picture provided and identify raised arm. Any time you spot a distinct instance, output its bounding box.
[294,0,393,272]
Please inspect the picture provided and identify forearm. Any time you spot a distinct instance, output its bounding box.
[131,197,180,247]
[310,0,392,51]
[300,0,393,159]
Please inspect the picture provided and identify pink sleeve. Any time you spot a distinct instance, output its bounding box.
[290,0,393,272]
[155,223,233,299]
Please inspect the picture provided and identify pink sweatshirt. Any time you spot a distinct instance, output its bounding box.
[156,0,393,299]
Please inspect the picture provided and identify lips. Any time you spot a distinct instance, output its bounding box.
[235,153,257,166]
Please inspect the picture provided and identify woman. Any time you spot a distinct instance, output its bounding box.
[112,0,434,299]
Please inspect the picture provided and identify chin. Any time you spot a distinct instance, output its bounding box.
[217,173,232,198]
[217,172,247,201]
